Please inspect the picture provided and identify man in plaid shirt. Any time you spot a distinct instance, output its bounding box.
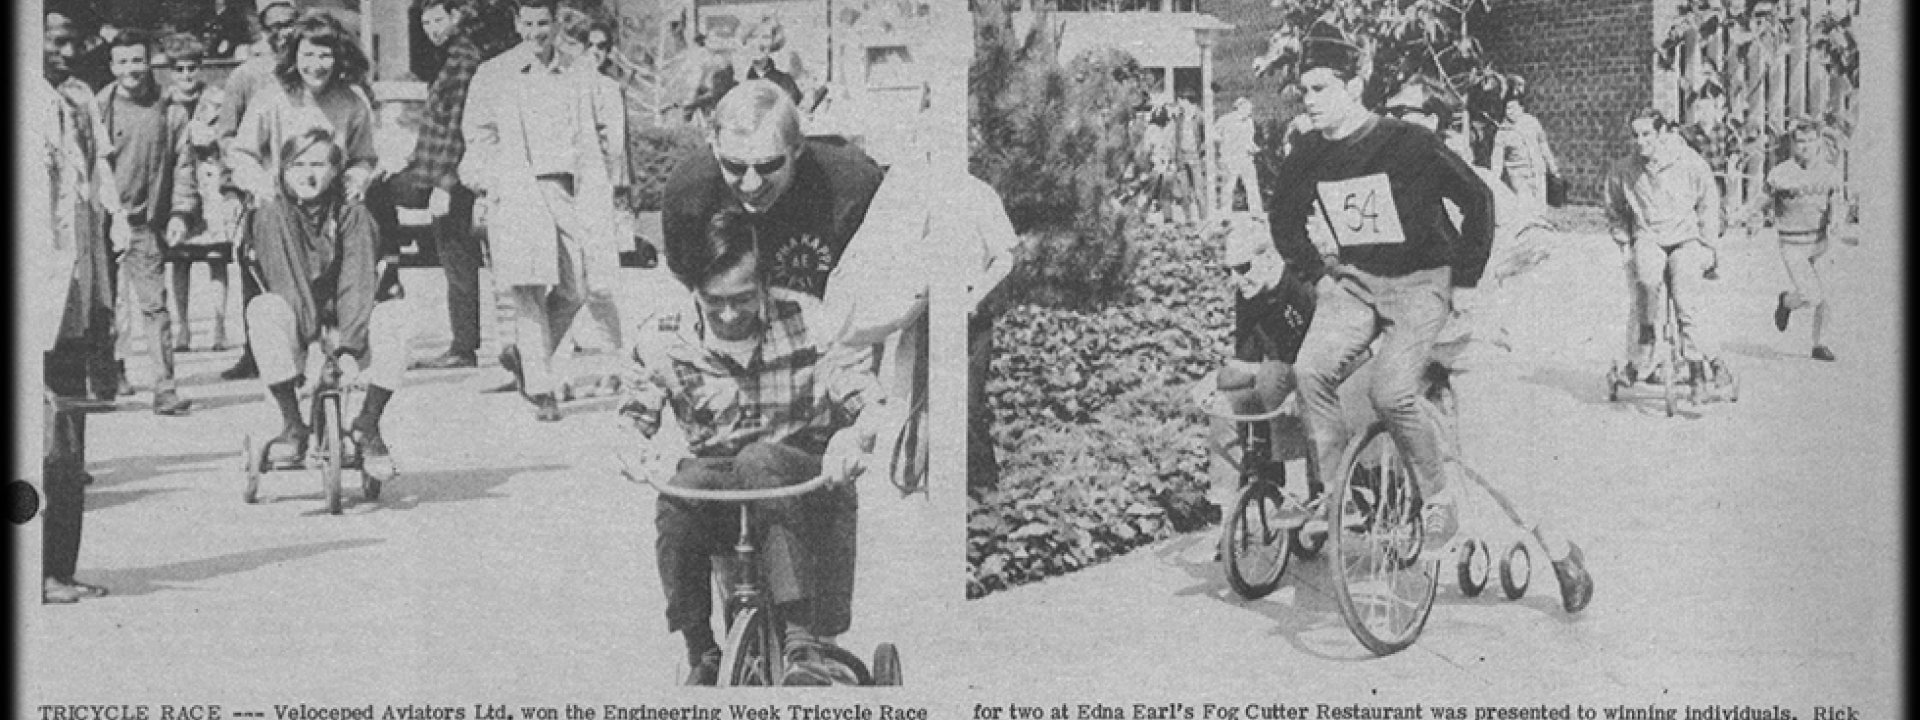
[621,209,891,686]
[368,0,486,369]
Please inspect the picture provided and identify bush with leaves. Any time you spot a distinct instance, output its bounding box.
[970,1,1149,299]
[969,222,1239,597]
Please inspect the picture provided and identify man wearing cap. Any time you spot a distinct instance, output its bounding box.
[1268,32,1490,540]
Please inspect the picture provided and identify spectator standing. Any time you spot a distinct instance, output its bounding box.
[661,79,885,301]
[97,30,200,416]
[1216,96,1263,215]
[45,8,127,405]
[1491,79,1559,215]
[370,0,487,370]
[30,67,107,604]
[461,0,622,422]
[214,0,304,381]
[1175,92,1207,221]
[162,33,237,354]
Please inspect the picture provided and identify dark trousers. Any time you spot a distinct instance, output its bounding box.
[657,442,857,637]
[44,354,88,581]
[366,176,480,355]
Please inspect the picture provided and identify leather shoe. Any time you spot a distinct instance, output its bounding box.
[1551,541,1593,614]
[59,577,109,599]
[1773,291,1792,332]
[533,393,562,422]
[43,578,82,604]
[483,345,528,396]
[152,390,194,416]
[685,648,722,686]
[411,350,478,370]
[1812,345,1836,362]
[220,355,259,380]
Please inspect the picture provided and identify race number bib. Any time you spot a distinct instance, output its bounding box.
[1315,174,1406,248]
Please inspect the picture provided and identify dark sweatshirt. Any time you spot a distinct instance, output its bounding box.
[1269,116,1494,288]
[248,194,379,359]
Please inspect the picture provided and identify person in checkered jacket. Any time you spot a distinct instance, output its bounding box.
[619,208,893,686]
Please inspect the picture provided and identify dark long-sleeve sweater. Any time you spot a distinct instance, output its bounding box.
[1269,117,1494,288]
[248,195,379,358]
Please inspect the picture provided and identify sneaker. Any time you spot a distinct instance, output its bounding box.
[353,423,395,481]
[685,648,722,687]
[1811,345,1835,362]
[1420,493,1460,553]
[1774,291,1792,332]
[781,645,859,686]
[1551,541,1594,613]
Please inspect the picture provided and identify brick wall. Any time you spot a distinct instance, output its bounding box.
[1480,0,1657,205]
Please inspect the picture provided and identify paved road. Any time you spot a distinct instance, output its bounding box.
[942,222,1901,713]
[20,265,953,704]
[17,223,1900,711]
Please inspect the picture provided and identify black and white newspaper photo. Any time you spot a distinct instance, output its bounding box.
[10,0,1904,717]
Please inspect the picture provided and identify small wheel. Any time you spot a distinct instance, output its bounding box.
[1328,423,1439,656]
[1457,539,1491,597]
[1221,480,1293,600]
[320,396,344,515]
[871,643,902,686]
[718,607,781,687]
[1500,542,1532,600]
[242,434,261,504]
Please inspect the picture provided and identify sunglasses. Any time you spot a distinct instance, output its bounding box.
[717,154,789,178]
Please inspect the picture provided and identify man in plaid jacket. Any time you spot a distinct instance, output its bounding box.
[367,0,487,369]
[620,209,891,686]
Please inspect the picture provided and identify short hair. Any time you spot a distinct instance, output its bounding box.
[743,16,785,52]
[711,80,803,150]
[669,208,762,291]
[1385,75,1459,129]
[555,6,595,44]
[275,13,370,94]
[1627,107,1672,132]
[258,0,296,22]
[421,0,467,17]
[1505,75,1530,104]
[163,32,207,64]
[515,0,558,14]
[110,28,155,55]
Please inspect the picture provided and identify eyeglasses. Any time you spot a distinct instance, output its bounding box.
[717,154,788,178]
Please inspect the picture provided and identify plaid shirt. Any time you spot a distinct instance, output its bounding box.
[620,288,877,458]
[407,35,481,190]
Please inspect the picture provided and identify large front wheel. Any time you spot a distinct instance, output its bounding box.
[1328,423,1440,656]
[718,607,782,687]
[1221,480,1292,600]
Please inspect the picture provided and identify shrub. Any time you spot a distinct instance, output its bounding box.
[969,2,1149,299]
[626,122,706,213]
[969,222,1238,597]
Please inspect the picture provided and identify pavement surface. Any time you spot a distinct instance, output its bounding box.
[942,218,1902,712]
[15,217,1901,712]
[19,263,955,704]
